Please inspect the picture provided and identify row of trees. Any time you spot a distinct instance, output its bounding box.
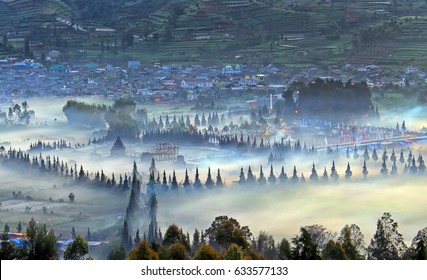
[276,79,376,121]
[145,155,426,192]
[63,98,147,140]
[115,213,426,260]
[0,148,133,193]
[0,218,89,260]
[0,101,33,126]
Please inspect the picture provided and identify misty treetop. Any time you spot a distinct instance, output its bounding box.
[277,79,375,121]
[109,212,426,261]
[62,98,146,140]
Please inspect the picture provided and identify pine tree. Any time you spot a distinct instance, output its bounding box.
[171,171,179,190]
[382,149,388,162]
[331,160,339,181]
[345,162,352,179]
[390,149,396,162]
[193,167,202,189]
[353,145,359,159]
[418,155,426,173]
[183,169,191,190]
[310,163,318,182]
[380,159,388,175]
[362,160,368,179]
[192,229,201,252]
[346,146,350,159]
[368,212,407,260]
[372,148,378,161]
[407,150,413,165]
[364,146,370,161]
[291,166,299,184]
[216,169,224,187]
[86,228,91,241]
[322,167,328,182]
[399,149,405,164]
[258,166,267,185]
[205,167,214,189]
[390,159,398,175]
[162,171,169,192]
[300,173,306,183]
[409,157,417,174]
[268,165,276,185]
[147,193,159,245]
[246,166,256,185]
[122,219,131,250]
[149,158,157,175]
[238,167,246,185]
[16,221,22,233]
[71,226,76,239]
[279,166,288,183]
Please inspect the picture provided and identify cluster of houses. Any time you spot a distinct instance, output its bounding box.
[0,53,425,105]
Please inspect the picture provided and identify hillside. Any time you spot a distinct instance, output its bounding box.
[1,0,427,67]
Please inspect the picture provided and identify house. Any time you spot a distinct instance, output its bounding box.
[222,64,241,75]
[239,75,257,86]
[128,60,141,69]
[47,50,61,59]
[50,64,69,73]
[180,79,213,89]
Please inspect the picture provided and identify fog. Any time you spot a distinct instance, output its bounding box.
[156,176,427,245]
[1,96,426,249]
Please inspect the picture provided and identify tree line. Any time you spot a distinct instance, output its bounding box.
[114,213,426,260]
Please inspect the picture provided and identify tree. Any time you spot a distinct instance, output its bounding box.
[222,243,243,260]
[246,166,255,185]
[338,224,366,259]
[255,231,276,259]
[330,160,339,181]
[290,227,321,260]
[17,221,22,233]
[68,192,75,202]
[322,240,347,260]
[205,216,251,249]
[111,136,126,156]
[26,218,59,260]
[372,148,378,161]
[291,166,299,184]
[277,238,291,260]
[310,163,318,182]
[127,240,159,260]
[380,159,388,175]
[183,169,191,190]
[322,167,328,182]
[368,212,407,260]
[162,224,189,251]
[216,169,224,187]
[64,235,89,260]
[171,171,179,190]
[192,229,201,252]
[205,167,214,188]
[268,165,276,185]
[161,243,188,260]
[364,146,370,161]
[238,167,246,185]
[345,162,352,179]
[193,167,202,189]
[108,245,126,260]
[405,227,427,260]
[303,224,334,251]
[279,166,288,183]
[258,166,267,185]
[193,244,219,260]
[362,160,369,179]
